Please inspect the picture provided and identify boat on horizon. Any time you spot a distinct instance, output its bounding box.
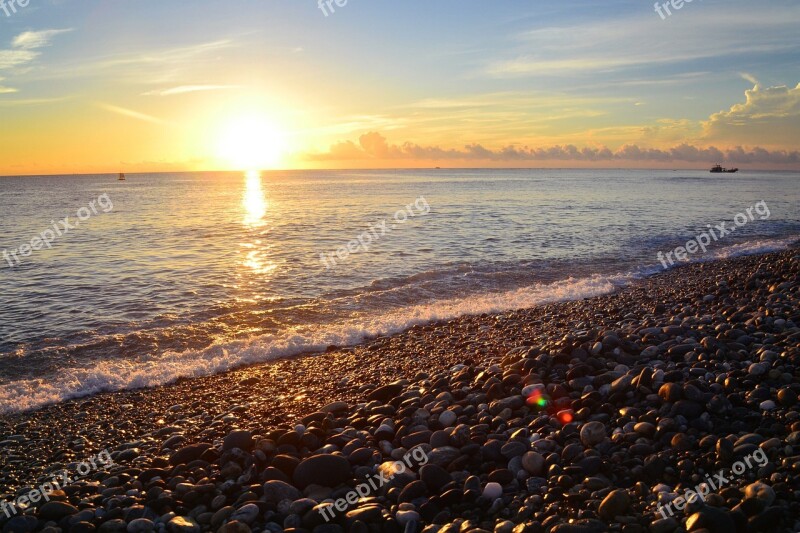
[710,164,738,173]
[118,172,126,181]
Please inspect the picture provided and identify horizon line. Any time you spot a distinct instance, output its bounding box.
[2,166,800,178]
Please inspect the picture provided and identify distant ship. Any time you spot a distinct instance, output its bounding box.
[118,172,126,181]
[710,164,738,173]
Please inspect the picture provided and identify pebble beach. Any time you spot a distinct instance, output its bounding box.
[2,247,799,533]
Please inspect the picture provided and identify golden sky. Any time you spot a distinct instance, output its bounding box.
[0,1,799,174]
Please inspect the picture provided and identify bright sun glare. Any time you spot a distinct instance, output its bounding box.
[216,117,285,170]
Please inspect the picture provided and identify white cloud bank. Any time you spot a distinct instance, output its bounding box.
[307,82,800,167]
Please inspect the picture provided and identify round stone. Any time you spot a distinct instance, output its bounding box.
[39,501,80,520]
[778,388,798,406]
[127,519,155,533]
[760,400,776,411]
[744,482,776,507]
[420,464,453,491]
[598,489,630,520]
[438,409,457,428]
[521,451,545,476]
[658,383,682,402]
[482,482,503,500]
[395,510,420,526]
[167,517,200,533]
[230,504,260,525]
[262,480,302,504]
[293,454,352,488]
[580,421,606,447]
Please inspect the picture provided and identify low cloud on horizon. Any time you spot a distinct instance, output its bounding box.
[305,81,800,167]
[304,131,799,166]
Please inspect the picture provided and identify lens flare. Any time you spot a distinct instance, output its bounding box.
[524,384,574,425]
[557,410,574,425]
[525,386,550,409]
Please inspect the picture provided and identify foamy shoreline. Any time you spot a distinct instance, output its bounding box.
[1,236,797,416]
[1,247,799,531]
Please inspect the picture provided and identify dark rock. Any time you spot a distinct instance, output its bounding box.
[426,446,461,467]
[126,519,155,533]
[398,480,427,503]
[216,521,251,533]
[345,505,383,523]
[169,443,211,466]
[2,516,39,533]
[420,464,452,492]
[488,468,513,485]
[97,520,127,533]
[686,506,736,532]
[659,383,682,402]
[400,431,431,448]
[38,502,79,520]
[166,517,200,533]
[68,522,95,533]
[747,506,784,532]
[671,400,704,418]
[549,519,607,532]
[293,454,352,488]
[598,489,629,520]
[366,383,404,402]
[262,480,302,504]
[579,421,606,447]
[223,430,254,452]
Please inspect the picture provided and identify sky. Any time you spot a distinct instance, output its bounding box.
[0,0,798,174]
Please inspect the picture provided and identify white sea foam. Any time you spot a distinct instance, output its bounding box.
[654,236,798,271]
[0,272,626,414]
[707,237,798,260]
[0,236,795,415]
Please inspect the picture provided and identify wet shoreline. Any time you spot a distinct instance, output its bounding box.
[1,248,799,532]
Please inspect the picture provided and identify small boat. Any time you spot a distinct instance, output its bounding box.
[118,172,126,181]
[710,164,738,173]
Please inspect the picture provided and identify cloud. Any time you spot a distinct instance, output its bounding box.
[575,82,799,149]
[300,114,405,137]
[27,39,236,85]
[0,29,72,93]
[308,132,462,161]
[0,77,17,94]
[739,72,760,87]
[0,96,70,107]
[11,29,73,50]
[702,82,800,146]
[487,5,800,77]
[0,50,38,70]
[96,102,165,124]
[305,132,798,166]
[142,84,240,96]
[93,40,233,71]
[303,92,623,149]
[306,80,800,166]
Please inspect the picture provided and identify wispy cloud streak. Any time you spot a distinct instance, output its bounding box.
[142,85,240,96]
[96,102,166,124]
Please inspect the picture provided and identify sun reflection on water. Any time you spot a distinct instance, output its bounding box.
[242,241,278,276]
[240,171,277,278]
[243,170,267,227]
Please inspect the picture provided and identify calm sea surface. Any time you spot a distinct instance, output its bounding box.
[1,169,798,413]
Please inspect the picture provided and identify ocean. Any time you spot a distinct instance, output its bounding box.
[1,168,798,413]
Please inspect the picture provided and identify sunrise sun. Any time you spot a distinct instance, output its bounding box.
[216,116,286,170]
